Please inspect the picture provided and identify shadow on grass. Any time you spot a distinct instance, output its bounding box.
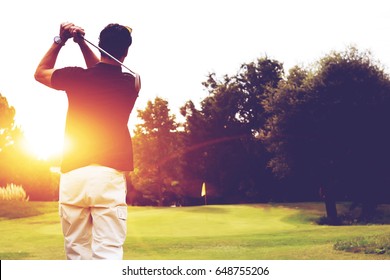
[0,201,42,219]
[0,252,31,259]
[182,205,230,214]
[318,204,390,226]
[279,202,390,226]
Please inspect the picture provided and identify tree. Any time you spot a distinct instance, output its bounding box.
[181,57,284,202]
[0,93,58,200]
[0,93,20,187]
[262,47,390,223]
[0,94,16,151]
[132,97,184,206]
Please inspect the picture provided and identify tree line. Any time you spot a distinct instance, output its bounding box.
[0,95,58,201]
[131,47,390,223]
[2,46,390,223]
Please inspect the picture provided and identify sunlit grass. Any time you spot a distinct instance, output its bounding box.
[1,202,390,260]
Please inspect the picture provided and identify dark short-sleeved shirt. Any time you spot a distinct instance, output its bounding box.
[51,62,138,173]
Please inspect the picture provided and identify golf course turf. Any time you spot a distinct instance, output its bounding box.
[1,201,390,260]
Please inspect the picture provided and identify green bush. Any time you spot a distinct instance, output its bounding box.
[334,235,390,255]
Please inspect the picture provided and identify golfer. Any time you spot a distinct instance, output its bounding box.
[35,22,140,259]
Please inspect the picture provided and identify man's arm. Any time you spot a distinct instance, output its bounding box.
[34,43,63,88]
[77,39,100,68]
[34,22,73,88]
[71,26,100,68]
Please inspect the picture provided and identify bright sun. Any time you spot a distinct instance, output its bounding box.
[18,94,68,161]
[25,128,64,160]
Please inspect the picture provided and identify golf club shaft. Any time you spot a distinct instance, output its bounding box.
[81,36,136,75]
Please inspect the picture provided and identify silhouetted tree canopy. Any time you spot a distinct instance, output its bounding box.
[181,57,284,202]
[132,97,185,206]
[261,47,390,221]
[0,94,16,151]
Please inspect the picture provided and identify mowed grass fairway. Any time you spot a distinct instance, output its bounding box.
[1,202,390,260]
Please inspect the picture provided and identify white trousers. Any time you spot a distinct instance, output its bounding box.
[59,165,127,260]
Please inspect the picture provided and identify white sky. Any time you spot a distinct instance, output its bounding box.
[1,0,390,158]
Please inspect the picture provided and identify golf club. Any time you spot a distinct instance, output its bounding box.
[81,35,141,93]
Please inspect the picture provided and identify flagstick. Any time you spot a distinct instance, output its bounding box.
[201,182,207,205]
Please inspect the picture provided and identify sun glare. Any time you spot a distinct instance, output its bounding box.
[18,95,68,161]
[26,131,64,160]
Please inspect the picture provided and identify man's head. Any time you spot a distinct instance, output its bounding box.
[98,24,132,61]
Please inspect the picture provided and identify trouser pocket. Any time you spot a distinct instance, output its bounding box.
[117,206,128,220]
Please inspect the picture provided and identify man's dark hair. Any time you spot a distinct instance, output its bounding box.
[98,24,132,60]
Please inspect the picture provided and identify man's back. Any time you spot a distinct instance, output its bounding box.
[52,62,138,173]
